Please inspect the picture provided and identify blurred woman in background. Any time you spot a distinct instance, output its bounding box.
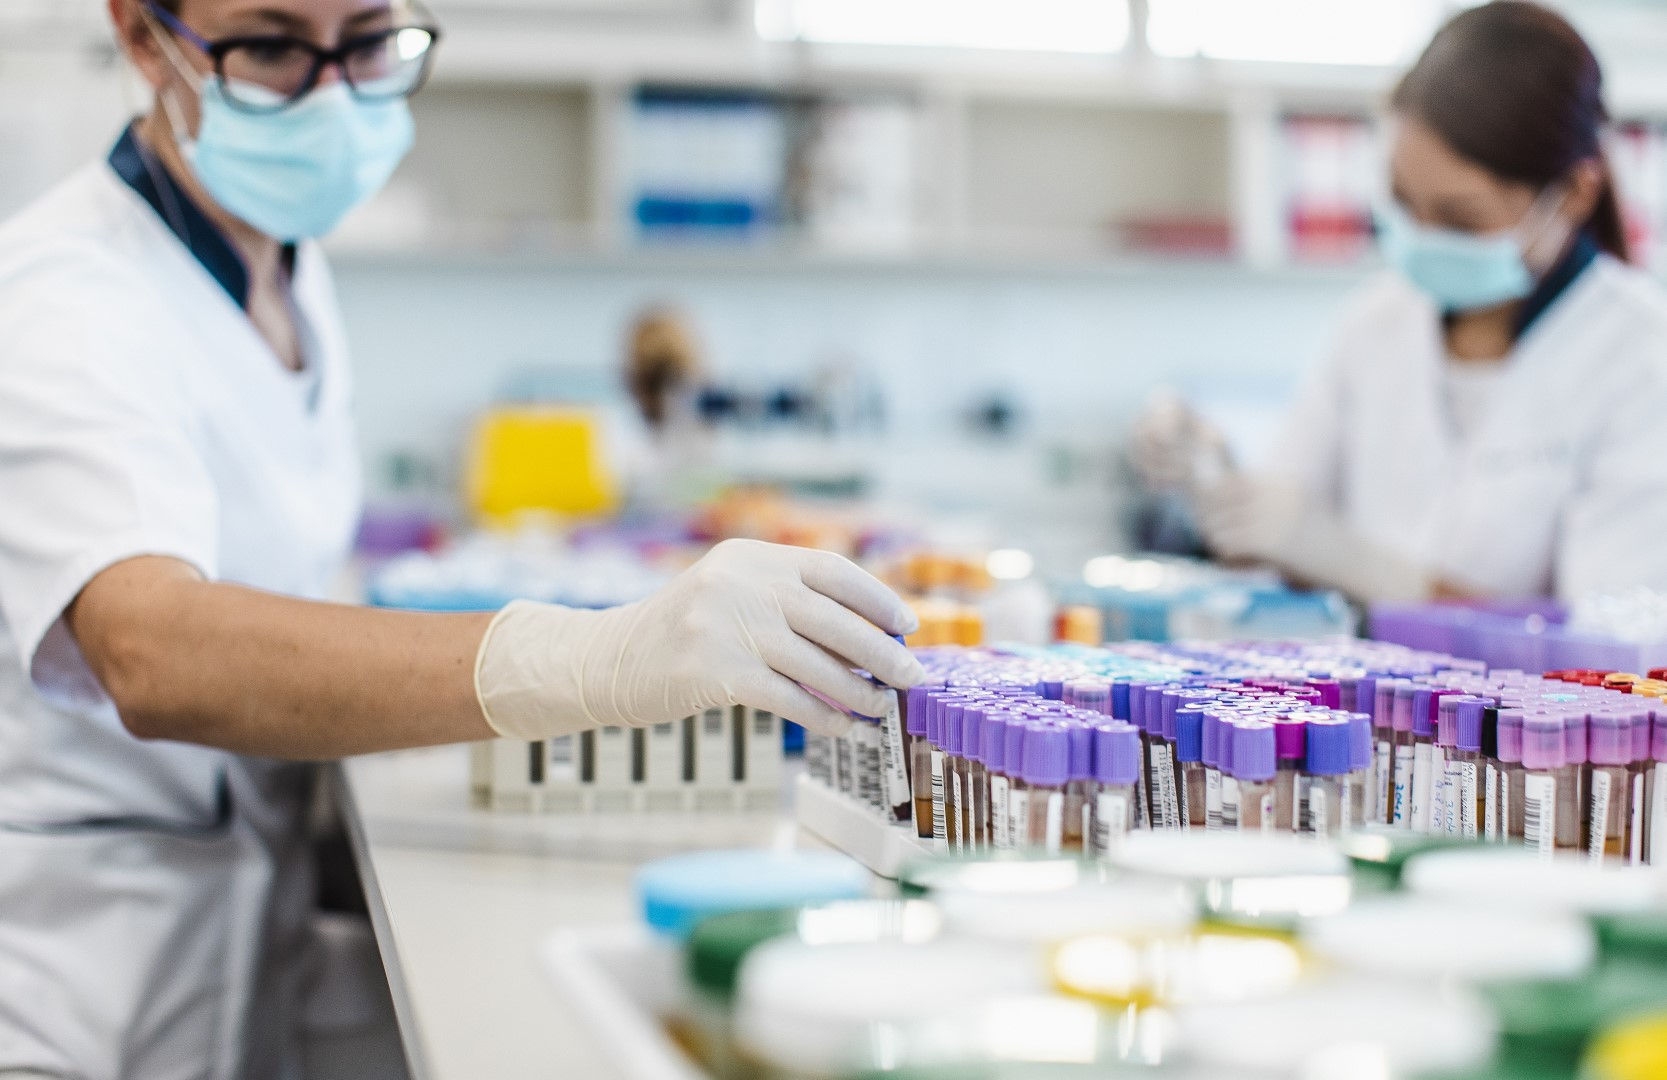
[1136,0,1667,604]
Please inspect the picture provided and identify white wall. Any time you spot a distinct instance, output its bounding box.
[330,253,1363,491]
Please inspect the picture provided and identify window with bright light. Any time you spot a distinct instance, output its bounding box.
[755,0,1130,54]
[1146,0,1447,66]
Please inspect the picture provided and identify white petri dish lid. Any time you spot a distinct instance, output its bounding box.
[1403,848,1667,915]
[1303,896,1595,982]
[735,939,1047,1077]
[937,881,1197,945]
[1109,832,1349,881]
[1177,976,1497,1077]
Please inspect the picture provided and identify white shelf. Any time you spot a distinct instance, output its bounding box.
[324,236,1378,282]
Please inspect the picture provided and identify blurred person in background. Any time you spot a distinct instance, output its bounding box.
[613,306,717,506]
[1133,0,1667,605]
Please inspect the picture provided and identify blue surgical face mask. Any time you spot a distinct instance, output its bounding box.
[1377,192,1566,313]
[152,33,413,241]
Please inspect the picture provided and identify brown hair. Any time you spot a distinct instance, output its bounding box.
[1392,0,1628,261]
[626,310,702,429]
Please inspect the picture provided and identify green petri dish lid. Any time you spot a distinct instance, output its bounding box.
[687,908,800,999]
[1483,961,1667,1071]
[1594,911,1667,965]
[689,898,947,999]
[1337,826,1482,889]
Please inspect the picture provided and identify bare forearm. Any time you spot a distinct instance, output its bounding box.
[69,558,496,758]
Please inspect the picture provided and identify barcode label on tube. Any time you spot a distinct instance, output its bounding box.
[991,776,1011,850]
[929,750,947,846]
[1044,793,1064,854]
[878,691,911,817]
[1392,745,1414,826]
[1589,770,1612,863]
[1632,773,1646,865]
[1485,764,1499,841]
[1092,791,1128,854]
[1525,774,1555,857]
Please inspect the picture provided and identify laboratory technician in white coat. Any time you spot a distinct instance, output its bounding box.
[0,0,923,1075]
[1135,0,1667,604]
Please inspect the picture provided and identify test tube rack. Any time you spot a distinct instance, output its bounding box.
[794,774,938,878]
[471,706,783,814]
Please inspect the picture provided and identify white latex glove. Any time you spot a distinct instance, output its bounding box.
[1197,474,1430,604]
[474,539,925,740]
[1129,390,1233,494]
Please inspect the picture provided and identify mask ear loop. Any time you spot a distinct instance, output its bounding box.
[1516,182,1574,273]
[133,7,205,244]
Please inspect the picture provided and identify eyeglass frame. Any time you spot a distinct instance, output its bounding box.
[141,0,443,113]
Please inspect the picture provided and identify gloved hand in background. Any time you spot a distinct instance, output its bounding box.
[1128,389,1233,495]
[474,539,924,740]
[1196,473,1432,604]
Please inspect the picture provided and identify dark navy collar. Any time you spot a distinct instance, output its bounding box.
[1513,229,1600,339]
[108,121,253,310]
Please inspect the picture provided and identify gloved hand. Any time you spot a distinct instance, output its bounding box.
[474,539,925,740]
[1197,473,1430,604]
[1128,390,1233,495]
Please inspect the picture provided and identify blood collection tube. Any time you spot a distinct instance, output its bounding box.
[925,699,951,848]
[1023,723,1070,853]
[1491,708,1526,843]
[1409,688,1444,834]
[1063,722,1094,851]
[961,703,988,852]
[1005,719,1031,846]
[1142,686,1176,829]
[1521,713,1566,858]
[982,710,1013,850]
[1174,704,1207,829]
[1586,710,1634,863]
[904,684,939,834]
[1299,715,1351,837]
[1649,712,1667,865]
[1561,711,1589,854]
[1229,720,1278,832]
[1370,678,1397,826]
[1202,709,1226,832]
[1149,690,1183,830]
[1089,723,1141,855]
[1306,678,1342,710]
[1065,678,1111,715]
[926,693,953,843]
[1271,715,1306,832]
[1346,711,1374,828]
[1630,706,1653,865]
[1390,682,1418,828]
[1439,698,1487,839]
[941,701,967,852]
[1480,704,1500,839]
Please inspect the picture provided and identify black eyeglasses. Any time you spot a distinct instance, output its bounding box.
[144,0,441,114]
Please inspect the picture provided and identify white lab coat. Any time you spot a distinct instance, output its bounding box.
[0,161,360,1076]
[1265,257,1667,601]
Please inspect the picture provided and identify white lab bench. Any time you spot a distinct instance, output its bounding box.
[335,746,802,1080]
